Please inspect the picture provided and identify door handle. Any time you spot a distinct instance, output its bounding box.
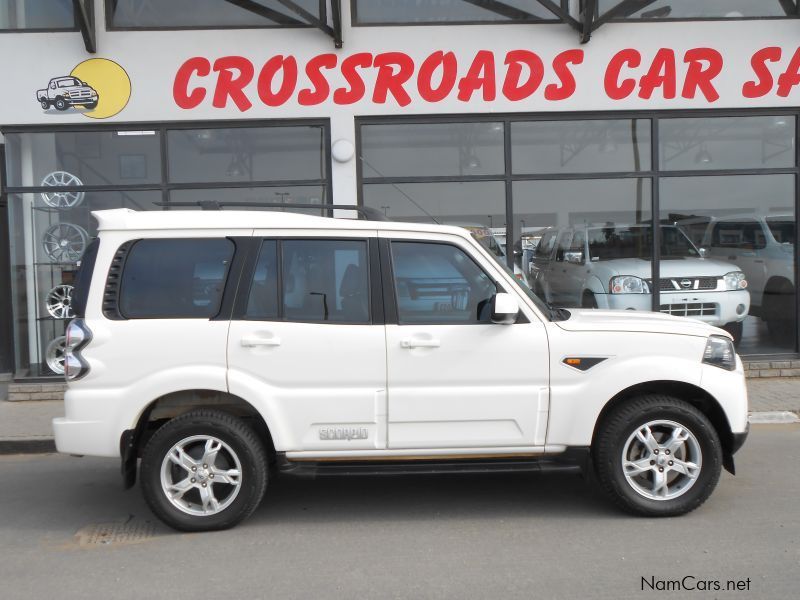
[400,338,440,349]
[240,336,281,347]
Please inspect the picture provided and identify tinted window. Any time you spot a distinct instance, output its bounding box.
[245,241,279,320]
[281,240,369,323]
[120,239,234,318]
[766,217,795,245]
[391,242,496,324]
[1,0,75,29]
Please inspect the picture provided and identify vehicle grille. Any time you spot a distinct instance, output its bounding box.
[657,277,719,291]
[659,303,717,317]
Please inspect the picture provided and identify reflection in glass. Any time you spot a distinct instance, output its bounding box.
[167,127,325,183]
[361,122,505,178]
[355,0,555,23]
[4,131,162,188]
[107,0,318,28]
[659,116,795,171]
[662,175,796,354]
[363,180,506,228]
[598,0,787,18]
[170,186,327,215]
[512,119,651,174]
[0,0,74,29]
[513,179,652,310]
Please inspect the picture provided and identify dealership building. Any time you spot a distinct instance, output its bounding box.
[0,1,799,384]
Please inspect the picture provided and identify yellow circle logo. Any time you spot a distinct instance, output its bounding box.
[70,58,131,119]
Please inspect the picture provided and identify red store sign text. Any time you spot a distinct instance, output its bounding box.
[173,47,800,111]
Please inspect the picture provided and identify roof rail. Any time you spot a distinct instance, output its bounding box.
[153,201,389,221]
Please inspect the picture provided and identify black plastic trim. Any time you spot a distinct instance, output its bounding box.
[102,240,135,320]
[213,237,256,322]
[276,447,591,477]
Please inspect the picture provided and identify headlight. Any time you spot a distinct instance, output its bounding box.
[610,275,650,294]
[723,271,748,290]
[702,335,736,371]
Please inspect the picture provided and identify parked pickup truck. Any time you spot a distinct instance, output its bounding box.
[37,77,98,111]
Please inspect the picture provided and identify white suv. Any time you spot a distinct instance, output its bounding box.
[529,224,750,343]
[54,207,749,531]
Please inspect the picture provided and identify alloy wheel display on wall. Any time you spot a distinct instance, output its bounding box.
[40,171,85,209]
[42,222,89,263]
[45,284,74,319]
[45,336,67,375]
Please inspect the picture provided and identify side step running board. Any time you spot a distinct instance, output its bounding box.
[275,450,590,478]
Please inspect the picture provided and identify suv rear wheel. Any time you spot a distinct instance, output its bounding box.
[140,409,268,531]
[594,395,721,517]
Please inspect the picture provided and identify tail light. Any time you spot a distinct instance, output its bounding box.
[64,319,92,381]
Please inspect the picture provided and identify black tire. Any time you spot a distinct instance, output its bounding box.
[721,321,743,346]
[593,394,722,517]
[582,291,598,309]
[140,409,268,532]
[85,101,97,109]
[40,99,50,109]
[54,97,68,111]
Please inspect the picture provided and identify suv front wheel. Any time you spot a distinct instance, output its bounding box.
[594,395,722,517]
[140,409,268,531]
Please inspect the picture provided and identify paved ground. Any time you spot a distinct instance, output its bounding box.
[0,423,797,600]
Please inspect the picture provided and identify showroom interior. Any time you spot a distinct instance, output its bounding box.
[1,1,799,380]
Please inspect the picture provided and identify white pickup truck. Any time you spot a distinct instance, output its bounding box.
[37,76,98,111]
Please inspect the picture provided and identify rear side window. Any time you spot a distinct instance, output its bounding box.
[119,238,234,319]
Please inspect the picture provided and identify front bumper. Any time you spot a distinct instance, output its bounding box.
[598,289,750,326]
[731,422,750,455]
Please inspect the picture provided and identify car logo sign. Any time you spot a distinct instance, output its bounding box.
[680,279,692,288]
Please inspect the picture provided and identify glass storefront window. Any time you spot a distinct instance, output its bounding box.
[167,126,326,184]
[660,116,795,171]
[360,122,505,178]
[3,122,332,378]
[512,119,651,174]
[363,181,506,227]
[170,186,328,214]
[107,0,319,28]
[7,191,163,377]
[598,0,790,19]
[354,0,556,24]
[0,0,75,30]
[661,174,796,354]
[4,131,162,188]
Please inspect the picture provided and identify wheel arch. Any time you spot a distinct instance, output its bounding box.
[590,380,737,474]
[121,389,276,488]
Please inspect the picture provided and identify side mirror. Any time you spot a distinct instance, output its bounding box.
[491,292,519,325]
[564,250,584,265]
[698,247,708,258]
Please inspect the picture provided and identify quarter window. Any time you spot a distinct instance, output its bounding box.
[119,238,234,319]
[391,242,497,324]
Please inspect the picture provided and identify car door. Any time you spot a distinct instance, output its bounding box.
[547,230,578,306]
[227,235,388,452]
[382,234,550,450]
[710,220,767,304]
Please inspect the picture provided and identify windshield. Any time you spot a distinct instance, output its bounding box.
[766,217,795,245]
[587,225,699,260]
[57,78,81,88]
